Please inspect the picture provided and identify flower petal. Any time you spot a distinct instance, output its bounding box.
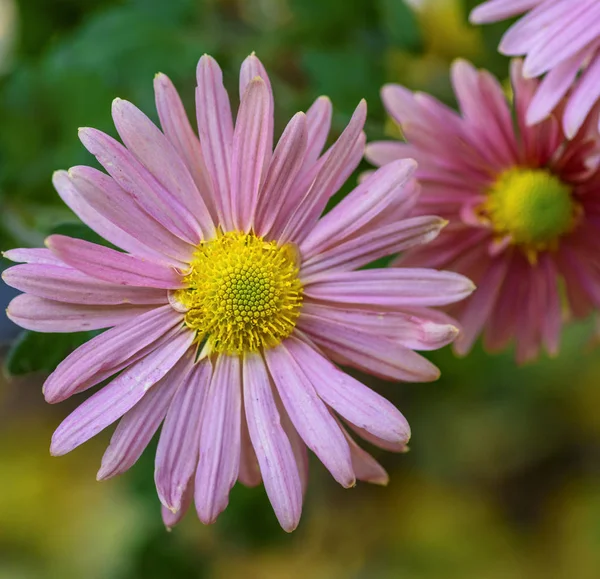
[264,340,355,488]
[243,352,302,532]
[196,55,234,229]
[230,77,271,231]
[78,128,201,245]
[195,354,242,525]
[155,358,212,512]
[285,338,410,444]
[50,330,194,456]
[112,98,215,239]
[97,352,193,480]
[6,294,154,333]
[66,166,192,265]
[304,96,332,166]
[46,235,184,289]
[43,305,182,403]
[2,264,168,305]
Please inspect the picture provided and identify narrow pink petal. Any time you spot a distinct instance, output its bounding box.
[364,140,412,167]
[304,268,475,307]
[341,426,389,486]
[229,77,271,231]
[264,342,355,488]
[299,302,459,351]
[196,55,234,229]
[470,0,541,23]
[238,405,262,487]
[300,216,446,279]
[297,317,440,382]
[279,100,367,243]
[346,422,409,453]
[52,170,174,264]
[112,99,215,240]
[78,128,201,245]
[43,305,182,403]
[155,359,212,512]
[254,112,308,237]
[154,73,217,221]
[3,247,64,266]
[2,264,168,305]
[66,167,192,265]
[195,355,242,525]
[239,53,274,165]
[304,96,332,166]
[277,395,309,495]
[243,352,302,532]
[97,352,193,480]
[563,56,600,138]
[454,258,509,356]
[162,481,194,529]
[284,338,410,445]
[6,294,154,333]
[300,159,417,256]
[46,235,184,289]
[50,330,194,456]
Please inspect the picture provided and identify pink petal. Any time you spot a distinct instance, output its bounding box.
[78,128,201,245]
[162,482,194,529]
[51,170,172,264]
[342,426,389,486]
[297,316,440,382]
[238,407,262,488]
[284,338,410,445]
[563,55,600,138]
[2,264,168,305]
[229,77,271,231]
[304,96,332,166]
[66,166,192,265]
[300,159,417,257]
[3,247,64,266]
[243,352,302,532]
[279,100,367,243]
[155,358,212,512]
[254,112,308,237]
[470,0,541,23]
[46,235,184,289]
[277,395,309,496]
[154,73,218,221]
[304,268,475,307]
[346,422,409,453]
[195,355,242,525]
[364,140,412,167]
[50,330,194,456]
[97,352,193,480]
[112,98,215,240]
[264,341,355,488]
[300,215,446,279]
[196,55,234,229]
[6,294,154,333]
[43,305,182,403]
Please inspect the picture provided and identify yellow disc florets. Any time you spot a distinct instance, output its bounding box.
[175,231,303,355]
[480,167,579,260]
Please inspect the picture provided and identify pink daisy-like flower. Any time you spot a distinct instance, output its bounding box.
[470,0,600,138]
[366,58,600,364]
[2,54,474,531]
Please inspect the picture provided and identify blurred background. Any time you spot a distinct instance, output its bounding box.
[1,0,599,577]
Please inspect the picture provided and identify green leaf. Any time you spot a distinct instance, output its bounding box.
[4,330,97,376]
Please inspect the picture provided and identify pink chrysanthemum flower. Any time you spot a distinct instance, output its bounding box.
[470,0,600,138]
[366,59,600,364]
[2,54,474,531]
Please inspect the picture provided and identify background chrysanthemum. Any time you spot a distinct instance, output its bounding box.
[470,0,600,138]
[366,58,600,363]
[2,53,474,532]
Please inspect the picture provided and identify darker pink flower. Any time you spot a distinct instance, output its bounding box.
[2,54,473,531]
[366,59,600,363]
[471,0,600,138]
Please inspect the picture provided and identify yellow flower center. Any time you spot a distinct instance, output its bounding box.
[175,231,303,355]
[480,167,578,259]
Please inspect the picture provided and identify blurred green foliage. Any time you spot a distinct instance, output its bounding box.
[1,1,599,579]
